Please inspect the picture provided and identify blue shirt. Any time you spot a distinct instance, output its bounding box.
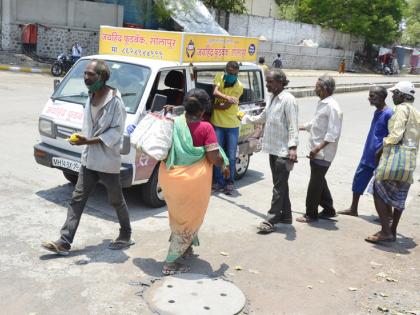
[360,107,393,168]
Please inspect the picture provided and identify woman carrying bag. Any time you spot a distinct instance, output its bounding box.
[366,81,419,244]
[159,89,229,275]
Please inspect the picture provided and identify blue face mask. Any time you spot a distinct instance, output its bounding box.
[224,73,237,85]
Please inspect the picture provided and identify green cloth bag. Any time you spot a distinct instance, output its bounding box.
[375,144,417,184]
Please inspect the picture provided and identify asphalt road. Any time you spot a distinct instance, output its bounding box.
[0,71,419,315]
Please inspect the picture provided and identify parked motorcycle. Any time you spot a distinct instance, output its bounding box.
[51,52,75,77]
[383,62,393,75]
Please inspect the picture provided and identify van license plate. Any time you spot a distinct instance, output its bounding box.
[52,157,81,172]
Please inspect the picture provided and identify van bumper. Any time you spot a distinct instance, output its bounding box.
[33,142,133,187]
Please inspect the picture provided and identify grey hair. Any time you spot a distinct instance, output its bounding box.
[318,75,335,95]
[370,86,388,100]
[269,69,289,86]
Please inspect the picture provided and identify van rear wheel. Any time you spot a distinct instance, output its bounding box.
[63,171,78,185]
[140,165,166,208]
[235,154,250,180]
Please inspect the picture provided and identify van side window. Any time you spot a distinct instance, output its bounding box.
[146,69,186,110]
[195,69,264,106]
[238,71,264,104]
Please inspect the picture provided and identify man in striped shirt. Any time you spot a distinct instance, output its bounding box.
[242,70,299,233]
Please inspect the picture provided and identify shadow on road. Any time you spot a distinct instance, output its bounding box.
[133,256,230,278]
[35,183,168,223]
[368,236,417,255]
[39,239,131,264]
[273,224,297,241]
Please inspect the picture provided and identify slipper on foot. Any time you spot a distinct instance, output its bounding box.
[108,239,135,250]
[257,221,275,234]
[296,215,318,223]
[365,234,395,244]
[41,241,70,256]
[162,262,190,275]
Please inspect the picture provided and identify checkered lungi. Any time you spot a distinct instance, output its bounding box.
[374,180,411,211]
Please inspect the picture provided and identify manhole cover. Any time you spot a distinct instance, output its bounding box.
[144,273,246,315]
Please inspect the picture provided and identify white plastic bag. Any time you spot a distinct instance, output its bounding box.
[130,111,174,160]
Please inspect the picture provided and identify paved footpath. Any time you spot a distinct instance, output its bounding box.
[0,71,419,314]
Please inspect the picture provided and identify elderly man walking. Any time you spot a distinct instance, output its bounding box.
[297,75,343,223]
[42,59,133,255]
[242,70,299,233]
[339,86,392,216]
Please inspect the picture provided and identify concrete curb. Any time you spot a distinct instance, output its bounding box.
[0,64,50,74]
[290,82,420,98]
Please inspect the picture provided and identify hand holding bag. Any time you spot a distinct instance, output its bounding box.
[130,111,174,160]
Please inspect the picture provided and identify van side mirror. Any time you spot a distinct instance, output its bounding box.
[53,79,61,91]
[120,133,131,155]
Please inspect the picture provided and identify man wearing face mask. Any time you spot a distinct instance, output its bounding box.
[42,59,133,255]
[211,61,244,195]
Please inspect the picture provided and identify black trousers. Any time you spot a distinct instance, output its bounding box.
[59,166,132,246]
[267,155,292,224]
[305,160,335,218]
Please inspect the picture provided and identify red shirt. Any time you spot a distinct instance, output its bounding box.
[187,121,218,150]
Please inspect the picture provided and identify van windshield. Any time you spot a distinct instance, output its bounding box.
[51,59,151,114]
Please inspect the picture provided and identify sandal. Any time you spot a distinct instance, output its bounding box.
[318,210,337,219]
[257,221,275,234]
[365,233,395,244]
[162,262,190,275]
[41,241,70,256]
[182,246,195,258]
[296,215,318,223]
[108,238,135,250]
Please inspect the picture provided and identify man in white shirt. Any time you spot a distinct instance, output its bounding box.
[296,75,343,223]
[71,42,82,62]
[242,70,299,233]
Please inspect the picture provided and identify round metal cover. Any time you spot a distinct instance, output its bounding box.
[145,273,246,315]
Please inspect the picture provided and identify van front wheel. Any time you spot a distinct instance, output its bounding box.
[140,165,166,208]
[63,171,78,185]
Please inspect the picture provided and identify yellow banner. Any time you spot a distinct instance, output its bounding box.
[183,34,258,63]
[99,26,259,63]
[99,26,183,62]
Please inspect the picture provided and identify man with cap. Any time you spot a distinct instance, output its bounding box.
[366,81,418,243]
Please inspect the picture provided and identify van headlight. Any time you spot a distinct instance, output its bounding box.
[39,118,56,138]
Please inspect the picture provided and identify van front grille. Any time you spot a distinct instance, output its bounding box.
[56,125,81,139]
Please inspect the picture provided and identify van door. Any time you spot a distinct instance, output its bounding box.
[133,67,188,208]
[193,66,265,179]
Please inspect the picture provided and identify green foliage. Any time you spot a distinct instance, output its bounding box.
[202,0,247,14]
[402,0,420,46]
[295,0,407,45]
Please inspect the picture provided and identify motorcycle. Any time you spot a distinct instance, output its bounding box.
[382,62,393,75]
[51,52,75,77]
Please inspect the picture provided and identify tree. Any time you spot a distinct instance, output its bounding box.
[401,0,420,46]
[275,0,299,21]
[201,0,247,14]
[295,0,406,45]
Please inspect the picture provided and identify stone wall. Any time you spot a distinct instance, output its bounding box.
[1,0,122,57]
[36,26,99,58]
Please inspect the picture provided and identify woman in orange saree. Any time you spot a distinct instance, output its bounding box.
[159,89,229,275]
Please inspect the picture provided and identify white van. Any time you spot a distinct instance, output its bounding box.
[34,28,267,207]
